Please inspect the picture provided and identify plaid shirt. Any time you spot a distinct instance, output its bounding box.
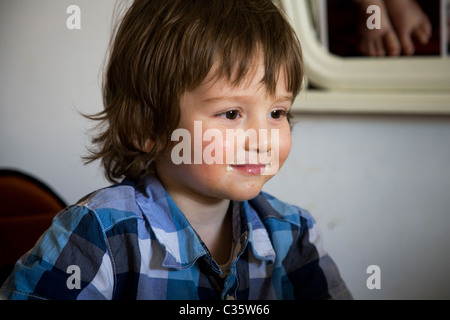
[0,175,351,300]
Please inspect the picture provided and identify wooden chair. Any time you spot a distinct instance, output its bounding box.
[0,169,66,286]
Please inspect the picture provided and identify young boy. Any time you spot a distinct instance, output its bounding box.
[0,0,352,300]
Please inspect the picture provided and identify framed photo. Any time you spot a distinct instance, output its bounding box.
[282,0,450,114]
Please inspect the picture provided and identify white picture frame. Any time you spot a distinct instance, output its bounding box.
[282,0,450,114]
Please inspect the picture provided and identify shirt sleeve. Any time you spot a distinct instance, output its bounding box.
[0,205,114,300]
[282,208,353,300]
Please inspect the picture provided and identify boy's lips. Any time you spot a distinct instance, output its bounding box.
[227,164,268,175]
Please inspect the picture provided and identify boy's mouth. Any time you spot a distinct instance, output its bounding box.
[227,164,269,175]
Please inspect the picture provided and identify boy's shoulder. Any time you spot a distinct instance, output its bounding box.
[74,180,143,230]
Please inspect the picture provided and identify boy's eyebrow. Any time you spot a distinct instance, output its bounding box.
[202,94,293,104]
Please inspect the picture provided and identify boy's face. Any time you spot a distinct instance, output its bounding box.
[155,62,293,202]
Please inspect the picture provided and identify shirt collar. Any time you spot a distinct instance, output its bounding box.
[241,201,276,263]
[134,174,275,270]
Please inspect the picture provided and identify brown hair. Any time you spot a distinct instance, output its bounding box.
[85,0,303,183]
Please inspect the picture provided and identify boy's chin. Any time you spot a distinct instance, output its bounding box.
[226,186,264,202]
[225,174,275,201]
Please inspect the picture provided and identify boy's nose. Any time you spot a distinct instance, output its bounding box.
[244,118,272,153]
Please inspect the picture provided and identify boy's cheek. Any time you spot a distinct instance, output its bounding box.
[278,134,292,168]
[263,131,292,176]
[279,129,292,161]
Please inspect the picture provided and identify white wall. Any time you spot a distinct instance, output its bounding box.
[0,0,111,202]
[1,0,450,299]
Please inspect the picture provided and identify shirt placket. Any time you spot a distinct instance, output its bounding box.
[220,230,249,300]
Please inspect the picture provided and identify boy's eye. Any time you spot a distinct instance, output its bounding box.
[219,110,240,120]
[270,110,288,119]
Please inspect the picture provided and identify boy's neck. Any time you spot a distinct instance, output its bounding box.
[182,197,233,265]
[156,173,233,265]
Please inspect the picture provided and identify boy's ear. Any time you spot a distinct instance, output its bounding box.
[135,139,154,153]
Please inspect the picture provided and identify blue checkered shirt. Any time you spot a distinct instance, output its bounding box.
[0,175,351,300]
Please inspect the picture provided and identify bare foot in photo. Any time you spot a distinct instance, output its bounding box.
[355,0,401,56]
[385,0,432,55]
